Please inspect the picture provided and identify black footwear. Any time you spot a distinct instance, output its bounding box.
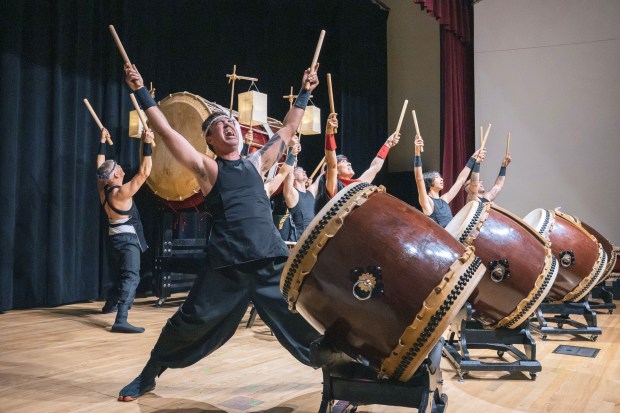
[101,300,118,314]
[118,375,156,402]
[111,321,145,334]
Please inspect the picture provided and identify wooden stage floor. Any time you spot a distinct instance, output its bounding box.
[1,295,619,413]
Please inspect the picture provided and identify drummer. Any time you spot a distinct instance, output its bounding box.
[315,113,400,213]
[96,127,153,333]
[413,134,484,228]
[282,140,321,241]
[465,153,511,203]
[118,62,321,401]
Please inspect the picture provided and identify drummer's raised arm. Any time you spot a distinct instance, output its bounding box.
[124,63,215,187]
[256,64,319,175]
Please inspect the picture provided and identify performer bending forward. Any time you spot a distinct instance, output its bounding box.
[118,63,321,401]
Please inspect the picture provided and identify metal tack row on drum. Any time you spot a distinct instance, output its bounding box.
[280,183,616,382]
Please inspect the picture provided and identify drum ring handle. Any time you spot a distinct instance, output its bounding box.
[353,280,374,300]
[489,259,510,283]
[559,250,575,267]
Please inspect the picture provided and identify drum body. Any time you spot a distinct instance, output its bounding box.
[445,201,558,329]
[523,209,608,302]
[281,183,486,382]
[148,92,282,210]
[581,221,618,284]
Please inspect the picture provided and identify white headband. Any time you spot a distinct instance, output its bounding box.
[202,114,231,137]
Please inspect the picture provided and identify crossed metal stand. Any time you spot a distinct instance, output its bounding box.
[442,303,540,380]
[529,299,602,341]
[310,337,447,413]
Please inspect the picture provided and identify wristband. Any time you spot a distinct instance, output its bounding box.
[325,133,337,151]
[134,86,157,110]
[285,152,297,166]
[472,162,480,173]
[499,166,507,176]
[414,155,422,167]
[98,142,106,155]
[377,144,390,160]
[293,88,311,110]
[466,157,476,169]
[240,143,249,157]
[143,142,153,156]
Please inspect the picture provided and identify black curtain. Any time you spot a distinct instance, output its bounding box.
[0,0,387,310]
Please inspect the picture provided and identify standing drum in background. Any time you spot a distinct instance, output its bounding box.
[523,209,608,302]
[281,183,486,382]
[445,201,559,329]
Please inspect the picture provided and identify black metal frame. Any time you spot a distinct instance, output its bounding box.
[310,337,447,413]
[587,284,616,314]
[442,303,540,380]
[529,299,602,342]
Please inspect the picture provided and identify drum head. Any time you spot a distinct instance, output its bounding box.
[445,200,483,241]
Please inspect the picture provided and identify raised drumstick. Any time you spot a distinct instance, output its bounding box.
[309,156,326,181]
[326,73,337,134]
[481,123,492,151]
[129,93,156,147]
[108,25,131,65]
[395,100,408,138]
[506,131,511,157]
[305,30,326,90]
[83,98,113,145]
[411,110,423,154]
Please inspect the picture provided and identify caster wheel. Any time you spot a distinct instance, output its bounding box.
[530,373,537,380]
[589,335,598,342]
[541,335,547,340]
[557,323,563,329]
[497,350,505,357]
[154,298,165,308]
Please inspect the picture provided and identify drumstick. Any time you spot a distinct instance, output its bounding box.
[411,110,423,155]
[305,30,326,90]
[326,73,337,134]
[506,131,511,156]
[309,156,326,181]
[83,98,113,145]
[129,93,156,147]
[481,123,492,151]
[108,25,131,65]
[395,100,408,138]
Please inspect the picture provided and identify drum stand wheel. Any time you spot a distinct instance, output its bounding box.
[529,299,602,341]
[587,284,616,314]
[442,303,541,380]
[310,337,447,413]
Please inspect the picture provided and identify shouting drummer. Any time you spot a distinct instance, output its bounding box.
[413,134,484,228]
[117,62,321,401]
[315,113,400,213]
[96,127,153,333]
[465,153,511,203]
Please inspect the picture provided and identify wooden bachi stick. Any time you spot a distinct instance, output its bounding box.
[411,110,424,154]
[395,100,408,137]
[108,25,131,65]
[481,123,492,151]
[506,131,511,156]
[83,98,113,145]
[129,93,156,147]
[309,156,326,181]
[305,30,326,90]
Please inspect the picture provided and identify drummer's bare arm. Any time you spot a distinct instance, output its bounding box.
[485,153,510,202]
[308,163,325,197]
[358,132,400,183]
[96,128,110,169]
[324,113,339,198]
[256,66,319,175]
[282,150,299,208]
[442,148,483,204]
[124,63,217,191]
[116,130,154,199]
[413,136,434,215]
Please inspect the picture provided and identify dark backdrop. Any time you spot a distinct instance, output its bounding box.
[0,0,388,310]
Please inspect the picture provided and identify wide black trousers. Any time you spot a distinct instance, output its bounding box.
[149,256,321,368]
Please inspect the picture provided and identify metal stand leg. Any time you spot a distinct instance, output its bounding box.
[587,285,616,314]
[529,300,602,341]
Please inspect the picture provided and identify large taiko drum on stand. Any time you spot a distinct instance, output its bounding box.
[281,183,486,382]
[523,209,608,302]
[581,221,619,284]
[445,201,559,329]
[148,92,282,210]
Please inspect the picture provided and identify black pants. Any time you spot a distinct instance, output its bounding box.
[149,257,320,368]
[108,233,141,309]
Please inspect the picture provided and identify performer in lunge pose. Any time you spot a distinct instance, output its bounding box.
[117,62,321,401]
[96,127,153,333]
[413,134,484,228]
[465,153,511,203]
[315,113,400,213]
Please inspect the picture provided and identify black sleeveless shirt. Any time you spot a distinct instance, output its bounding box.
[290,189,316,234]
[204,157,289,269]
[428,197,453,228]
[103,185,148,252]
[314,175,344,215]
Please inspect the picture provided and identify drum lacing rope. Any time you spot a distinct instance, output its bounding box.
[539,210,551,236]
[565,247,608,301]
[392,256,483,379]
[458,201,485,244]
[282,182,371,300]
[503,256,557,328]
